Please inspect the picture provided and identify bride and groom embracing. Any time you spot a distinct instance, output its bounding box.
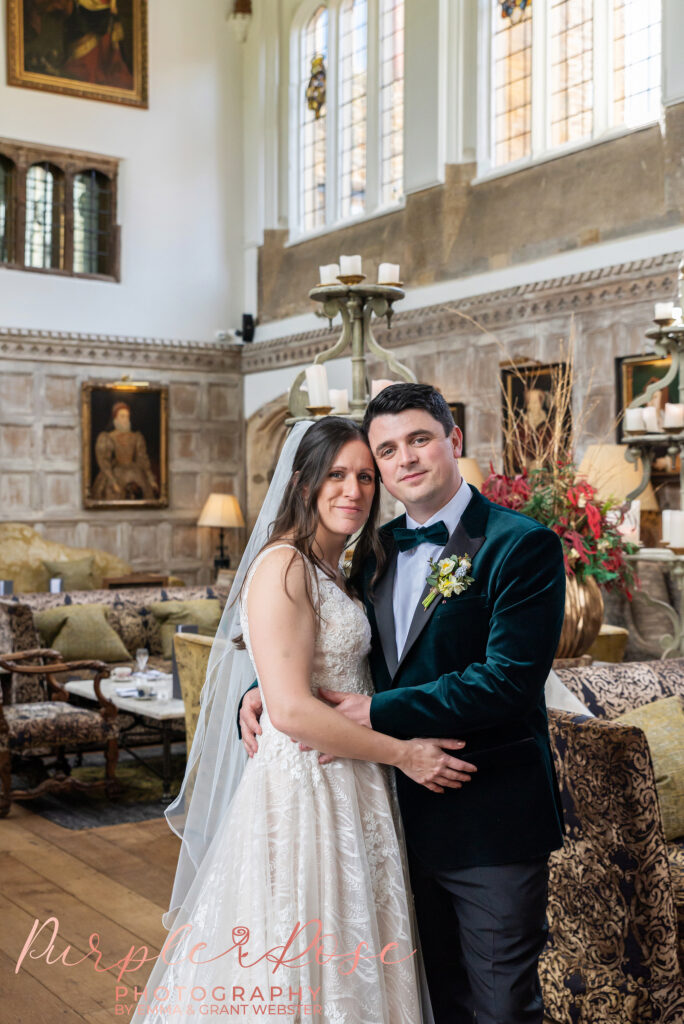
[137,384,566,1024]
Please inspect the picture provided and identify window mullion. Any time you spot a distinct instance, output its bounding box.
[593,0,611,136]
[327,3,339,225]
[366,0,380,213]
[531,0,549,157]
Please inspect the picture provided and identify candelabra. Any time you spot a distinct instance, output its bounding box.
[286,279,417,424]
[620,258,684,655]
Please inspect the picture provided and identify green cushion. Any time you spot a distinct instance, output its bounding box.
[615,696,684,841]
[34,604,130,663]
[149,599,222,659]
[42,556,96,591]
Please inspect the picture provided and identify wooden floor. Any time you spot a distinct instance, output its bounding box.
[0,802,179,1022]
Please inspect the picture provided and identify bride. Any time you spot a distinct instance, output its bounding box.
[135,417,475,1023]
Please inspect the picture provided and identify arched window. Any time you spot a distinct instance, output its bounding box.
[0,156,15,264]
[293,0,404,237]
[490,0,662,170]
[300,5,329,232]
[74,170,113,275]
[379,0,404,206]
[339,0,368,219]
[25,163,65,270]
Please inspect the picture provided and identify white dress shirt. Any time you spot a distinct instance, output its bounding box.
[392,481,473,657]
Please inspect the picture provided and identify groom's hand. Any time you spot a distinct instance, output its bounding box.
[317,687,372,728]
[239,688,263,757]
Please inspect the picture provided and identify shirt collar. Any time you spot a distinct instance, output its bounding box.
[405,480,473,535]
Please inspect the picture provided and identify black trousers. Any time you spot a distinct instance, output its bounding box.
[408,848,550,1024]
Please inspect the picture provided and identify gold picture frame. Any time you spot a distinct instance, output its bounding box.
[81,381,168,509]
[8,0,148,108]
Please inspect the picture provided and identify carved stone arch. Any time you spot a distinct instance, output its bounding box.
[246,394,290,530]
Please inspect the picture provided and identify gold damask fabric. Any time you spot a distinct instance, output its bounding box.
[541,710,684,1023]
[555,660,684,720]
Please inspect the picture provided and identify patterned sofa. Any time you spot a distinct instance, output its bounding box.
[0,584,229,702]
[540,660,684,1024]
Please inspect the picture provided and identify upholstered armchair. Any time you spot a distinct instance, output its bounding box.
[0,648,120,817]
[540,709,684,1024]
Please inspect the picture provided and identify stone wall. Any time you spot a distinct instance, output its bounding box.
[245,251,681,473]
[258,105,684,323]
[0,329,244,585]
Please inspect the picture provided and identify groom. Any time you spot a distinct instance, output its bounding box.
[239,384,566,1024]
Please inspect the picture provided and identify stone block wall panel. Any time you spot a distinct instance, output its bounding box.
[0,329,243,585]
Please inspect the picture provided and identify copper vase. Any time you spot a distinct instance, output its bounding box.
[555,574,604,659]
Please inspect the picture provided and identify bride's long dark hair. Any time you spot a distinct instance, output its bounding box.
[233,417,384,649]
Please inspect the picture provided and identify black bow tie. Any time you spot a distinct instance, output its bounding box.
[392,521,450,552]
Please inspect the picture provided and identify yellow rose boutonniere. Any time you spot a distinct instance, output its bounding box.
[422,553,474,609]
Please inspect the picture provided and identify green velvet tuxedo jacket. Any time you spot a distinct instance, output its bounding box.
[354,487,567,872]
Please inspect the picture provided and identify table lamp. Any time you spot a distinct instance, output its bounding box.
[197,493,245,571]
[575,445,658,509]
[458,457,485,490]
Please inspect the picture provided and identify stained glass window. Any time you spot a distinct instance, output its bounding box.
[301,6,328,232]
[0,157,14,264]
[25,164,65,270]
[379,0,404,205]
[493,3,532,165]
[339,0,368,220]
[613,0,661,128]
[74,170,113,275]
[550,0,594,147]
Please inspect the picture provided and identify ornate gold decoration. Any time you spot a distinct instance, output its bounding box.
[306,54,326,120]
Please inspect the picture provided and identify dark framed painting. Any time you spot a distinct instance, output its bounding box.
[448,402,466,456]
[616,353,680,483]
[81,382,168,509]
[501,362,572,474]
[8,0,148,108]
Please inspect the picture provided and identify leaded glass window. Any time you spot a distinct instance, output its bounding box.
[339,0,368,219]
[25,163,65,270]
[550,0,594,147]
[379,0,404,205]
[613,0,661,128]
[0,157,14,264]
[493,3,532,165]
[301,5,328,232]
[74,170,113,275]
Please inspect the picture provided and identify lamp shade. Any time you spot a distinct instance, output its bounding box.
[575,445,658,511]
[458,457,485,490]
[197,493,245,529]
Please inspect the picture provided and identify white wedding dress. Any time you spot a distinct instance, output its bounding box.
[136,545,424,1023]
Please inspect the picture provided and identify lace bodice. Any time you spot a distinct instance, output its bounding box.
[240,543,373,717]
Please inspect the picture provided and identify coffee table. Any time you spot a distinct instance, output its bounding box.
[64,674,185,803]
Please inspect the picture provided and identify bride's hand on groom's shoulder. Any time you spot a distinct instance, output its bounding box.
[397,738,477,794]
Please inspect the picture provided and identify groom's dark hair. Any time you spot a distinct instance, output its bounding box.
[362,382,455,437]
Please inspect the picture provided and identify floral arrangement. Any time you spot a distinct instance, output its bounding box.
[482,462,639,599]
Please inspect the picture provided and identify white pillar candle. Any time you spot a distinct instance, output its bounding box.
[329,388,349,413]
[624,408,645,432]
[305,364,330,407]
[371,379,394,399]
[378,262,400,284]
[654,302,674,319]
[662,509,673,544]
[663,403,684,429]
[642,406,661,433]
[340,254,362,277]
[669,510,684,548]
[674,307,683,322]
[319,263,340,285]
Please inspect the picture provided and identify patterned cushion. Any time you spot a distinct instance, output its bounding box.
[106,601,150,657]
[1,702,119,751]
[541,710,684,1023]
[555,659,684,719]
[667,844,684,971]
[615,696,684,841]
[34,604,131,663]
[0,600,42,703]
